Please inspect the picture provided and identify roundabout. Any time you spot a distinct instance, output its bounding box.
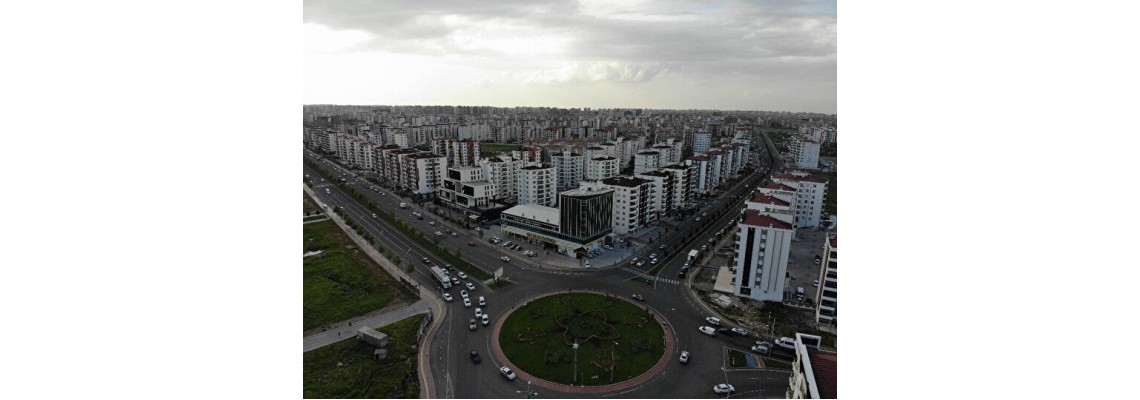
[491,291,675,394]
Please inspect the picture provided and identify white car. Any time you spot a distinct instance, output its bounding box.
[731,327,748,336]
[478,296,486,306]
[679,351,690,364]
[500,366,517,380]
[474,227,482,231]
[451,232,458,237]
[751,344,770,354]
[501,256,511,262]
[475,307,483,318]
[463,298,472,308]
[481,314,489,326]
[457,272,468,280]
[698,326,716,336]
[428,221,435,226]
[465,282,475,291]
[775,337,796,349]
[435,231,443,236]
[813,279,820,287]
[705,317,722,326]
[713,383,735,394]
[460,290,469,299]
[469,319,477,331]
[650,258,658,264]
[442,293,453,302]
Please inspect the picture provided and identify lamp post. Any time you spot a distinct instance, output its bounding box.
[611,341,618,383]
[720,366,731,398]
[572,340,579,385]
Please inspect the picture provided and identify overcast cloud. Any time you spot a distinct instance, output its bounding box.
[304,0,836,113]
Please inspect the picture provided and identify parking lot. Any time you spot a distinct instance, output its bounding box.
[786,227,829,303]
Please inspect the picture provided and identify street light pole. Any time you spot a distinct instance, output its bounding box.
[572,340,579,385]
[611,341,618,383]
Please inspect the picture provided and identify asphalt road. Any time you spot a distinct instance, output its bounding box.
[302,132,795,398]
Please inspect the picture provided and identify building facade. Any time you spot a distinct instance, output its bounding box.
[815,231,837,325]
[772,171,829,229]
[551,150,585,192]
[601,176,652,235]
[518,165,556,206]
[732,209,795,302]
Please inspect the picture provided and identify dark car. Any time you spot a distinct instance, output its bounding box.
[469,350,482,364]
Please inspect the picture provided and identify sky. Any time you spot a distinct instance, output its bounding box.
[304,0,836,113]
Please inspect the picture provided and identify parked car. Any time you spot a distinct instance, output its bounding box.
[751,344,770,354]
[713,383,735,394]
[679,351,690,364]
[475,307,483,318]
[813,279,819,287]
[463,298,472,308]
[717,327,732,335]
[754,340,773,348]
[731,327,748,336]
[481,314,489,326]
[478,296,486,306]
[428,221,435,226]
[775,337,796,349]
[460,290,469,299]
[465,282,476,291]
[442,293,453,302]
[435,231,443,236]
[474,227,482,231]
[457,272,468,279]
[422,257,431,264]
[650,258,658,265]
[469,319,477,331]
[451,232,459,237]
[469,350,482,364]
[705,317,722,326]
[501,256,511,262]
[631,294,644,302]
[500,366,517,380]
[698,326,716,336]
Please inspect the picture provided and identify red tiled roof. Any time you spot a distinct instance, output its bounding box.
[741,210,793,230]
[749,193,790,206]
[761,182,797,191]
[829,233,836,249]
[807,351,837,399]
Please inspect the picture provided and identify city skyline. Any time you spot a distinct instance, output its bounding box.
[305,0,837,114]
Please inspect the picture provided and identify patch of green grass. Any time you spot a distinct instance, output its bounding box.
[762,358,792,370]
[727,349,750,368]
[304,220,417,331]
[304,193,320,215]
[303,314,426,399]
[498,293,666,386]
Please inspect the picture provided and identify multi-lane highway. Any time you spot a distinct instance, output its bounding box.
[303,131,795,398]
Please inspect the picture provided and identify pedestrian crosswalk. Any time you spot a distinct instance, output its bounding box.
[620,267,682,285]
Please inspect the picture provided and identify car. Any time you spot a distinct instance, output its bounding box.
[469,350,482,364]
[435,231,443,236]
[717,327,732,335]
[650,258,658,265]
[636,261,645,267]
[474,227,482,231]
[478,296,486,306]
[650,253,658,259]
[469,319,478,331]
[775,337,796,349]
[379,192,385,195]
[679,351,689,364]
[631,294,644,302]
[465,282,475,291]
[463,298,472,308]
[659,244,666,250]
[731,327,748,336]
[813,279,820,287]
[500,366,517,380]
[451,232,458,237]
[460,290,469,299]
[751,344,771,354]
[695,217,701,221]
[428,221,436,226]
[755,340,773,348]
[442,293,453,302]
[698,326,716,336]
[422,257,430,264]
[481,314,489,326]
[585,260,591,267]
[501,256,511,262]
[371,213,377,219]
[713,383,735,394]
[705,317,722,326]
[457,272,468,280]
[475,307,483,318]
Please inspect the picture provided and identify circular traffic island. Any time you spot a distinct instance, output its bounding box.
[494,292,670,391]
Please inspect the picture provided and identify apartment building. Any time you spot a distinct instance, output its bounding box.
[433,138,481,167]
[733,209,795,302]
[693,131,712,154]
[551,149,585,192]
[398,153,446,194]
[518,165,556,206]
[586,156,619,182]
[479,155,521,201]
[661,163,694,209]
[815,231,837,325]
[600,176,652,235]
[634,170,674,219]
[438,165,495,210]
[633,150,662,175]
[789,134,821,169]
[772,171,829,229]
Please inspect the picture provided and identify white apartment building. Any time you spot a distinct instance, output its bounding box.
[586,156,619,181]
[392,132,409,149]
[518,165,556,206]
[512,147,543,164]
[438,165,495,210]
[662,163,694,209]
[788,333,835,399]
[693,131,712,154]
[479,155,521,201]
[686,155,710,194]
[634,170,674,219]
[789,134,821,169]
[633,150,662,175]
[706,150,725,190]
[733,209,795,302]
[584,146,607,161]
[433,138,481,167]
[772,171,829,229]
[551,150,585,192]
[600,176,652,235]
[399,153,446,194]
[815,231,837,325]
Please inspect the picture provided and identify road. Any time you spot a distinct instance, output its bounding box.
[302,131,795,398]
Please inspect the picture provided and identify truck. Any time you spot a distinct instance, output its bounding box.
[429,266,452,289]
[687,249,700,263]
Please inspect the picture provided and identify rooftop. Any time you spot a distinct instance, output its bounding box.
[662,163,690,170]
[502,204,560,226]
[602,176,651,188]
[761,181,798,192]
[749,193,790,206]
[773,172,828,184]
[636,150,661,155]
[590,156,617,161]
[561,186,614,197]
[828,232,837,249]
[637,170,671,178]
[521,165,552,170]
[807,351,838,399]
[741,209,793,230]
